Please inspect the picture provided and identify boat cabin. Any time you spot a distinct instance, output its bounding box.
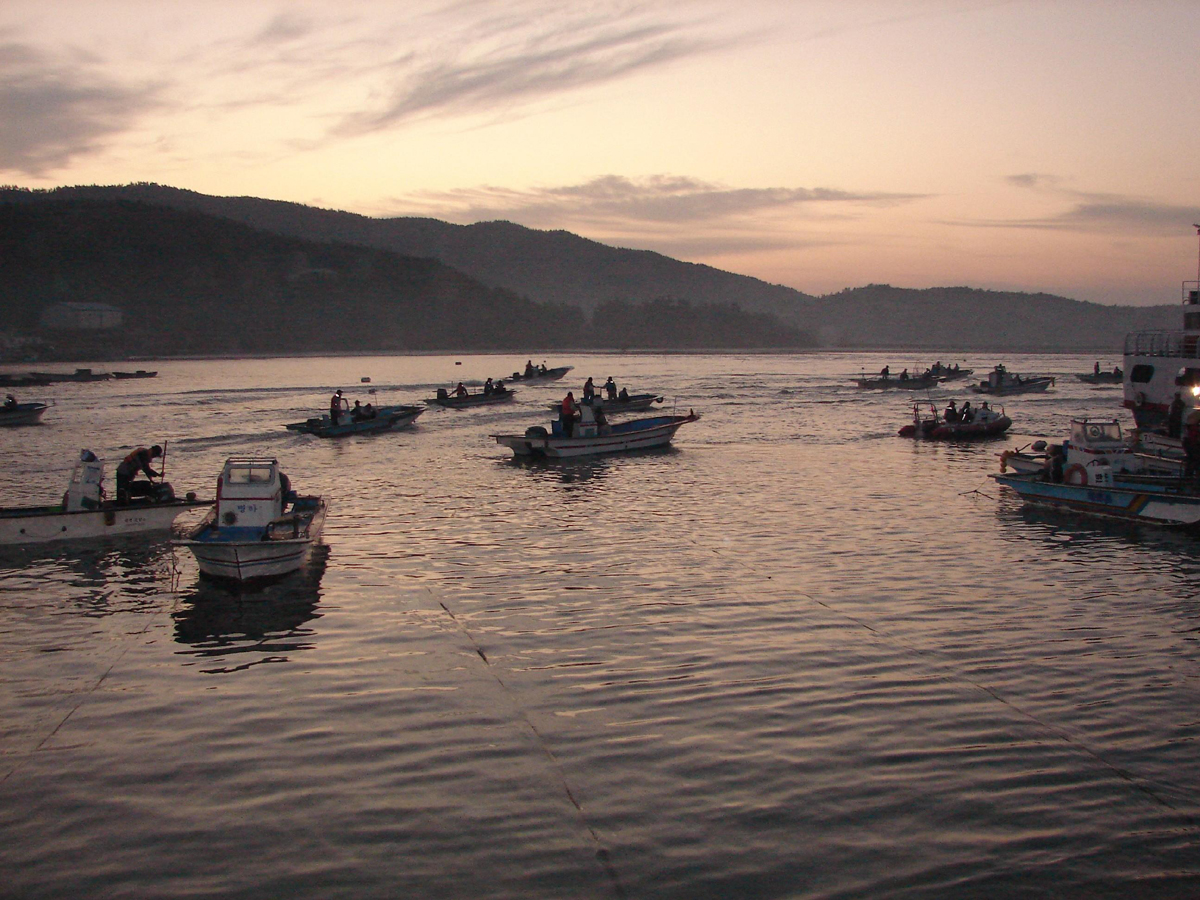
[65,451,104,511]
[1062,419,1138,485]
[215,457,288,529]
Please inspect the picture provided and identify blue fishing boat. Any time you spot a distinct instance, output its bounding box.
[991,418,1200,528]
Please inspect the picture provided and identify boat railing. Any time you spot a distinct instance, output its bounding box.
[1123,330,1200,358]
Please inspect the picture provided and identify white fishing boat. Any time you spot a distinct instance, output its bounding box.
[173,457,326,582]
[0,450,210,545]
[494,404,699,458]
[970,364,1054,395]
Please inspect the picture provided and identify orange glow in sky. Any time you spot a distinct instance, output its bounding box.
[3,0,1198,305]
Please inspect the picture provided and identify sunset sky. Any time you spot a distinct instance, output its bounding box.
[3,0,1198,305]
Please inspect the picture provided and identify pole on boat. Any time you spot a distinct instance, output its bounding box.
[159,440,168,484]
[1194,224,1200,284]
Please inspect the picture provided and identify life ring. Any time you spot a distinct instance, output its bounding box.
[1064,463,1088,485]
[1134,392,1147,408]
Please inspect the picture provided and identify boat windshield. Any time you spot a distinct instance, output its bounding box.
[226,464,276,484]
[1071,420,1123,446]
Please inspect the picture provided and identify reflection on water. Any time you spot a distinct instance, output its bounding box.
[7,354,1200,900]
[172,545,328,673]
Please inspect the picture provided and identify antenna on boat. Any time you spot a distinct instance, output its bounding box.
[1194,224,1200,284]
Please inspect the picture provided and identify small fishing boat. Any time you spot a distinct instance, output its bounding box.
[1075,369,1123,385]
[113,369,158,379]
[0,400,49,426]
[427,386,516,408]
[991,418,1200,528]
[173,457,326,583]
[494,404,699,458]
[922,362,973,381]
[0,374,51,388]
[0,450,210,545]
[285,404,423,437]
[504,364,573,383]
[544,393,663,413]
[853,373,939,390]
[971,365,1054,395]
[898,402,1010,440]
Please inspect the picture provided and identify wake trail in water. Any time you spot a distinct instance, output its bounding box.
[428,588,627,899]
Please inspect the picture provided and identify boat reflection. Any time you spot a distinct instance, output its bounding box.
[172,544,328,673]
[504,444,681,488]
[995,501,1200,555]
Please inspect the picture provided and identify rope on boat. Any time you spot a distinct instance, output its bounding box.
[430,589,627,899]
[697,541,1194,821]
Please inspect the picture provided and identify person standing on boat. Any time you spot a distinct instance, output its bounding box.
[1184,414,1200,478]
[330,390,344,426]
[880,365,890,380]
[944,401,959,423]
[483,377,494,396]
[560,392,578,437]
[582,377,595,403]
[960,400,974,423]
[1168,393,1185,439]
[604,377,617,400]
[525,360,536,378]
[116,445,162,504]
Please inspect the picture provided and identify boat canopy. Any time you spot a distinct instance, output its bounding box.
[1070,419,1123,449]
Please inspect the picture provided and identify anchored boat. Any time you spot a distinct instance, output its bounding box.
[991,418,1200,528]
[0,451,210,545]
[173,457,326,582]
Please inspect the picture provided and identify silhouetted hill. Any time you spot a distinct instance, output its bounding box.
[0,195,811,360]
[1,184,1182,352]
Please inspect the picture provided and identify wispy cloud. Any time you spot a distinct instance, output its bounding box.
[973,176,1200,236]
[392,174,927,226]
[332,4,739,136]
[0,39,160,176]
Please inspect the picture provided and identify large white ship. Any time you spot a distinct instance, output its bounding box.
[1123,229,1200,436]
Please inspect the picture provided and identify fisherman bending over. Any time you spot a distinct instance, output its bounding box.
[116,445,162,504]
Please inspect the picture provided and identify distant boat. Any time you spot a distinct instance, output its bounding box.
[173,457,326,583]
[28,368,112,382]
[427,387,516,408]
[504,364,573,383]
[970,365,1054,395]
[1075,370,1122,385]
[545,393,662,413]
[853,374,938,390]
[285,404,424,437]
[0,451,210,545]
[112,369,158,379]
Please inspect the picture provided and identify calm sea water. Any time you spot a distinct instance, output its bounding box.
[2,351,1199,899]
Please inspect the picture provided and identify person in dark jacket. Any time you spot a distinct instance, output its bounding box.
[116,445,162,503]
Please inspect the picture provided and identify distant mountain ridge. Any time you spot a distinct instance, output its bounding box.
[1,183,1181,351]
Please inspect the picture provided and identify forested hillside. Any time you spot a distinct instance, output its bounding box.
[0,197,813,360]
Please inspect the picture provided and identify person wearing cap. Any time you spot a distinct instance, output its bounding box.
[330,390,345,425]
[116,445,162,504]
